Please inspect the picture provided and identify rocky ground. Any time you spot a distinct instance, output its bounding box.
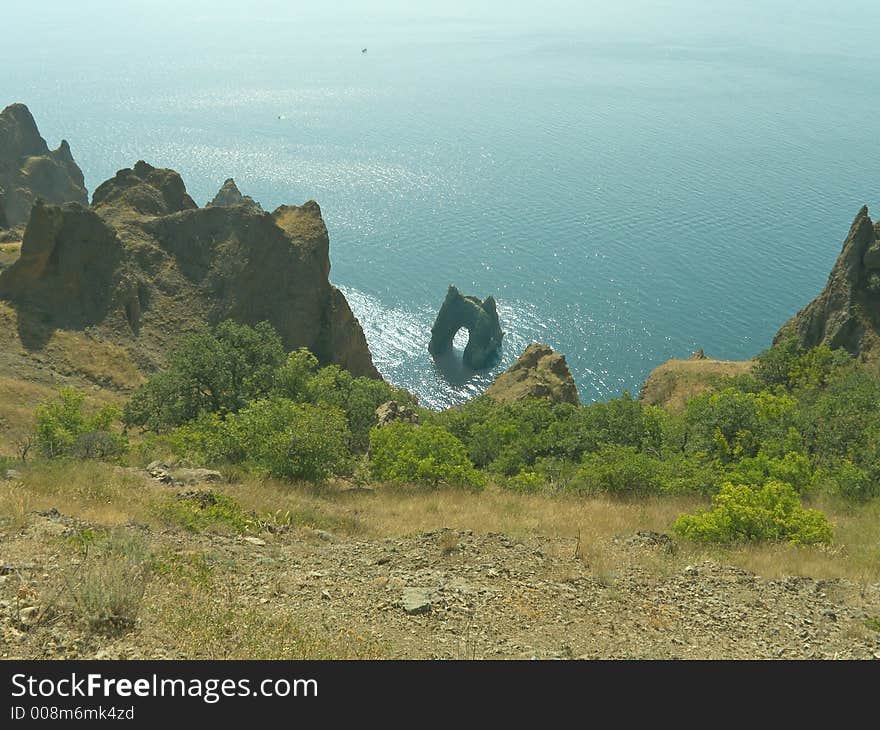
[2,487,879,661]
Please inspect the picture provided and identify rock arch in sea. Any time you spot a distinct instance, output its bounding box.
[428,285,504,369]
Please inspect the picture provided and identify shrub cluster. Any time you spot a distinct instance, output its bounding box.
[24,322,880,547]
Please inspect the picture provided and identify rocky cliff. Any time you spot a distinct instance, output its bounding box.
[485,343,580,405]
[0,160,379,379]
[0,103,87,228]
[775,206,880,360]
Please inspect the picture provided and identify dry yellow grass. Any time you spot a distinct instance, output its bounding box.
[6,461,154,526]
[213,480,880,584]
[272,205,327,243]
[0,376,56,453]
[2,463,879,584]
[139,582,385,659]
[44,331,145,390]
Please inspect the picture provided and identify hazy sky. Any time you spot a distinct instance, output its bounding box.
[6,1,880,57]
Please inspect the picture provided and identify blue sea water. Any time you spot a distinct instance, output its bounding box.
[4,1,880,408]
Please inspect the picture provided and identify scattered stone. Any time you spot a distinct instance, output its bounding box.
[622,531,674,552]
[146,462,221,486]
[401,587,434,615]
[18,606,40,626]
[146,461,174,484]
[173,468,222,485]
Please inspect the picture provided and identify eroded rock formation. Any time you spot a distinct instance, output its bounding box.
[0,103,87,228]
[775,205,880,359]
[0,160,379,379]
[428,285,503,369]
[485,343,580,405]
[207,178,263,212]
[375,400,419,428]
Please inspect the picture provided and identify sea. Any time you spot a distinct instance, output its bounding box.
[4,0,880,408]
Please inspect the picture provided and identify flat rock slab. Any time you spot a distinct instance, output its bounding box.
[401,587,436,615]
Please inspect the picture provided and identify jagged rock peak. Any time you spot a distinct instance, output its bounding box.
[485,343,580,405]
[0,102,87,227]
[775,204,880,358]
[91,160,198,218]
[207,178,263,212]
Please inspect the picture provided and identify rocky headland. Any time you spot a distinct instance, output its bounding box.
[0,103,87,231]
[0,105,378,387]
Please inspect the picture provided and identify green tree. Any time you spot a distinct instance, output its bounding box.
[304,365,415,452]
[753,337,803,389]
[124,320,285,431]
[682,388,798,463]
[369,423,484,489]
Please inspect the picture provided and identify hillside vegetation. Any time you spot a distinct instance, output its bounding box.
[3,320,880,659]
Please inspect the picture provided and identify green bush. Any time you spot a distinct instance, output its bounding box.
[672,480,832,545]
[224,399,351,481]
[64,529,149,634]
[273,348,320,400]
[820,461,878,502]
[753,337,804,389]
[504,471,545,493]
[659,454,724,496]
[724,452,814,494]
[152,492,252,534]
[369,423,484,489]
[34,387,126,459]
[549,392,666,460]
[682,388,799,463]
[303,365,416,452]
[798,369,880,466]
[569,444,664,495]
[161,412,230,465]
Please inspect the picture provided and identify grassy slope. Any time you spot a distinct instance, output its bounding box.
[0,300,143,455]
